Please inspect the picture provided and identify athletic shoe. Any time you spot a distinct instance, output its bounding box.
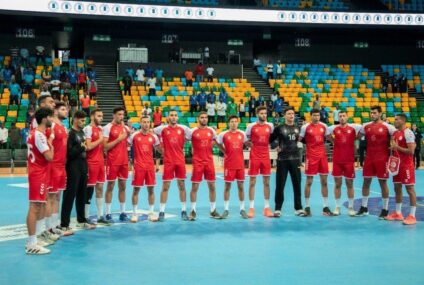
[221,210,229,219]
[45,230,60,241]
[263,207,274,218]
[274,210,282,218]
[76,223,96,230]
[209,209,221,219]
[25,244,50,255]
[247,208,255,218]
[385,212,404,221]
[240,210,249,219]
[333,207,341,216]
[348,208,356,217]
[148,213,159,222]
[37,238,50,247]
[37,233,54,246]
[294,209,307,217]
[131,215,138,223]
[379,209,389,220]
[323,207,334,216]
[105,214,114,223]
[355,206,369,217]
[50,227,63,237]
[181,211,188,221]
[97,216,113,226]
[158,212,165,222]
[403,215,417,225]
[86,217,97,225]
[304,207,312,217]
[119,213,130,222]
[189,210,197,221]
[58,226,74,236]
[41,230,59,242]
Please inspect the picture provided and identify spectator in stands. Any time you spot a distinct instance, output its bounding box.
[20,47,29,66]
[276,61,282,79]
[253,57,261,71]
[21,122,29,149]
[87,68,97,82]
[197,90,207,112]
[0,122,8,148]
[195,62,204,83]
[206,98,216,124]
[142,103,152,117]
[35,45,46,65]
[274,96,283,116]
[153,107,162,128]
[184,69,194,87]
[145,66,154,79]
[190,91,198,115]
[78,69,87,91]
[80,93,91,116]
[206,65,214,82]
[122,72,132,96]
[239,99,246,118]
[68,67,78,89]
[333,104,340,125]
[26,107,35,124]
[60,68,69,83]
[147,75,157,99]
[267,100,273,118]
[155,67,163,89]
[23,69,34,95]
[9,79,21,105]
[266,61,273,80]
[217,98,227,123]
[8,122,21,150]
[248,96,257,118]
[258,94,265,106]
[227,100,238,116]
[273,113,283,126]
[382,72,389,93]
[88,79,97,100]
[126,68,135,80]
[207,90,216,103]
[136,65,145,86]
[3,65,12,84]
[271,90,278,103]
[51,67,60,81]
[41,65,51,83]
[412,123,422,169]
[14,63,23,85]
[399,74,408,93]
[61,50,70,68]
[313,95,321,110]
[219,88,228,104]
[391,74,398,92]
[86,56,94,68]
[69,88,79,117]
[320,106,329,124]
[51,80,61,101]
[204,47,210,63]
[62,92,70,110]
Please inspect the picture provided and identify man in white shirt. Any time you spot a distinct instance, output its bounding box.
[206,99,216,124]
[0,122,8,148]
[266,61,273,80]
[333,105,340,125]
[206,65,214,82]
[147,76,156,98]
[142,103,152,117]
[217,99,227,123]
[271,91,278,103]
[136,66,145,86]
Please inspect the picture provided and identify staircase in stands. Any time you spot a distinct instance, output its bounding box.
[243,67,274,101]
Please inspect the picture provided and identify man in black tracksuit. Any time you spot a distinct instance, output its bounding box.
[61,111,95,231]
[269,106,305,217]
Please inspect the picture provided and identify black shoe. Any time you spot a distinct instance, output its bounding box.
[189,210,196,221]
[158,212,165,222]
[379,209,389,220]
[304,207,312,217]
[181,211,188,221]
[322,207,334,217]
[355,206,369,217]
[220,210,229,219]
[210,209,221,219]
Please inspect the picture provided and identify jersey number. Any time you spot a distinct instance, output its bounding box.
[288,134,296,141]
[27,143,35,163]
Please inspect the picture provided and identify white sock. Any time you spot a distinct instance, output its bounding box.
[106,203,112,215]
[51,213,59,228]
[335,199,340,208]
[249,200,254,209]
[410,206,416,217]
[210,202,216,212]
[264,199,270,209]
[96,198,104,218]
[322,197,328,208]
[239,200,245,211]
[28,235,37,246]
[348,198,354,208]
[224,200,229,211]
[305,198,310,207]
[44,216,51,231]
[149,204,154,213]
[120,203,126,213]
[36,219,44,235]
[85,204,90,219]
[382,198,389,210]
[396,203,402,214]
[181,203,186,212]
[362,196,369,207]
[191,202,196,212]
[160,203,166,213]
[133,204,138,215]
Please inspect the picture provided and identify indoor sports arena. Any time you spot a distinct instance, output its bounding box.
[0,0,423,284]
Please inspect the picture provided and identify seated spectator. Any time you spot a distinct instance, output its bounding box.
[80,93,91,116]
[195,62,204,82]
[20,47,29,66]
[184,69,193,87]
[21,123,30,149]
[136,65,145,86]
[78,69,87,90]
[189,91,198,115]
[122,72,132,96]
[8,122,21,150]
[0,122,8,149]
[147,76,156,98]
[153,107,162,128]
[239,99,246,118]
[155,68,163,88]
[142,103,152,117]
[197,90,207,112]
[206,99,216,124]
[206,65,214,82]
[207,90,216,103]
[35,45,46,65]
[217,99,227,123]
[41,65,51,83]
[68,67,78,89]
[9,79,21,105]
[88,79,97,100]
[3,66,12,85]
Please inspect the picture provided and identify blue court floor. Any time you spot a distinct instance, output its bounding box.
[0,170,423,285]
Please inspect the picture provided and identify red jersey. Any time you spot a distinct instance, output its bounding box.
[78,73,86,83]
[154,124,190,165]
[49,122,67,167]
[245,122,274,160]
[188,126,217,165]
[217,130,247,170]
[328,124,361,164]
[84,124,104,165]
[30,118,38,131]
[153,112,162,126]
[393,128,415,165]
[300,122,329,160]
[27,129,50,172]
[360,121,396,159]
[129,131,160,169]
[103,122,130,165]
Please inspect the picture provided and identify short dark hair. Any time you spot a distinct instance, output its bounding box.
[228,115,239,122]
[54,101,66,109]
[168,109,178,115]
[113,107,125,114]
[310,108,320,115]
[371,105,382,113]
[35,107,53,125]
[338,110,347,115]
[198,111,207,117]
[37,94,52,106]
[256,106,267,114]
[283,106,295,114]
[141,115,150,120]
[90,108,102,116]
[396,113,407,121]
[73,110,86,119]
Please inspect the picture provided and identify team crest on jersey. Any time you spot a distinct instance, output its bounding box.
[177,130,181,135]
[337,130,341,134]
[137,137,142,141]
[379,128,383,132]
[309,129,313,133]
[167,131,171,135]
[113,130,118,134]
[238,135,242,140]
[148,137,153,142]
[320,128,324,133]
[399,136,403,141]
[265,128,269,133]
[255,129,259,132]
[347,130,351,134]
[207,132,211,137]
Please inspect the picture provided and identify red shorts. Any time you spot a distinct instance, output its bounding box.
[106,164,129,181]
[49,166,66,193]
[132,167,156,187]
[163,163,186,181]
[224,168,245,182]
[363,158,389,180]
[248,159,271,176]
[46,163,52,190]
[29,171,48,203]
[191,163,216,183]
[88,164,106,186]
[305,156,329,176]
[393,162,415,185]
[332,162,355,179]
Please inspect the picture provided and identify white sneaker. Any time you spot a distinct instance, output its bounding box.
[45,230,60,241]
[76,223,96,230]
[333,207,341,216]
[294,209,307,217]
[26,244,51,255]
[131,215,138,223]
[59,226,74,236]
[50,227,64,236]
[38,232,55,245]
[348,207,355,217]
[37,238,50,247]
